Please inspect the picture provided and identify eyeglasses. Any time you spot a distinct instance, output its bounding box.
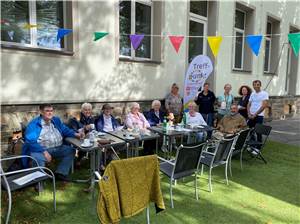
[43,109,54,112]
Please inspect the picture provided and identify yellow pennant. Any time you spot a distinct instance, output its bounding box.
[24,24,38,29]
[207,36,223,58]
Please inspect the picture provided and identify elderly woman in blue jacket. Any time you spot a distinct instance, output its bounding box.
[146,100,165,126]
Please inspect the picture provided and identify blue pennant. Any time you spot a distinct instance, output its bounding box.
[57,28,72,42]
[246,35,263,56]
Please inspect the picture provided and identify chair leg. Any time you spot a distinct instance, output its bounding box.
[225,163,229,185]
[146,206,150,224]
[5,190,12,224]
[195,172,198,200]
[200,164,204,176]
[240,148,244,171]
[52,177,57,212]
[209,167,212,192]
[2,176,12,224]
[259,153,267,164]
[229,155,233,177]
[170,179,174,208]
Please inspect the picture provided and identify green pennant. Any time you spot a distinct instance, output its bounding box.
[288,32,300,57]
[94,32,108,41]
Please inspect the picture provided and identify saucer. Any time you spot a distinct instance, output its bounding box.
[125,136,135,140]
[97,132,106,136]
[81,143,93,148]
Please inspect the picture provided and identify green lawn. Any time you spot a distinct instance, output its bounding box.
[1,141,300,224]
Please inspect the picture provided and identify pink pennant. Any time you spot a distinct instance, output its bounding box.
[169,35,184,53]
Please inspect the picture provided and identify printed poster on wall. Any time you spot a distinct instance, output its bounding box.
[183,55,213,110]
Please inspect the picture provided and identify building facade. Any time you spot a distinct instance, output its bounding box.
[1,0,300,146]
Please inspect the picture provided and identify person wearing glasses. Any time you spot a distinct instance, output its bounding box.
[22,104,81,182]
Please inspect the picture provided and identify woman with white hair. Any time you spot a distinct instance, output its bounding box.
[185,102,207,143]
[68,102,95,133]
[186,102,207,126]
[146,100,166,126]
[125,102,150,129]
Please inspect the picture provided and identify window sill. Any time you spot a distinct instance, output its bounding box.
[264,72,277,76]
[232,69,252,74]
[1,43,74,56]
[119,57,161,65]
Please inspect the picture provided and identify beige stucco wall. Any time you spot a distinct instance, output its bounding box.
[1,0,300,104]
[215,1,300,96]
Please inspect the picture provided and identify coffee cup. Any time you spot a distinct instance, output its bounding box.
[83,138,90,146]
[125,132,131,138]
[90,124,95,130]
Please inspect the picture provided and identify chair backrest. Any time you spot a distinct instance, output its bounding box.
[214,136,237,162]
[234,128,251,152]
[254,123,272,145]
[254,123,272,136]
[173,142,206,178]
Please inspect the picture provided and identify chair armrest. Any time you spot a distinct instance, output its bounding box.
[201,151,215,156]
[157,156,175,166]
[0,166,54,179]
[1,155,40,167]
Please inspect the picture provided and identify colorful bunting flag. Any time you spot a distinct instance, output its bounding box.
[129,34,144,50]
[288,32,300,57]
[168,35,184,53]
[94,32,109,41]
[207,36,223,58]
[57,28,72,42]
[246,35,263,56]
[24,23,38,29]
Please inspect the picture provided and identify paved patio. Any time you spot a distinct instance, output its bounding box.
[267,117,300,146]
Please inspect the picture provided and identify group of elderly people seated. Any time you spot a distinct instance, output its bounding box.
[21,97,248,184]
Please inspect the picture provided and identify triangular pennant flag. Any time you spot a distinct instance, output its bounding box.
[57,28,72,41]
[24,23,38,29]
[246,35,263,56]
[129,34,144,50]
[207,36,223,57]
[94,32,108,41]
[288,32,300,57]
[168,35,184,53]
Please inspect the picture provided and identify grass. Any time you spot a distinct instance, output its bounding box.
[1,141,300,224]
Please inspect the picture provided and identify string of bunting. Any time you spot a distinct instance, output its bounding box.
[15,23,300,57]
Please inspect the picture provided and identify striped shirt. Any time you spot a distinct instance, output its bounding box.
[38,119,63,149]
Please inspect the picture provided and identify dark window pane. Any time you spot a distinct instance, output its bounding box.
[266,21,272,38]
[1,1,30,44]
[235,10,245,30]
[267,22,272,34]
[264,40,270,71]
[36,1,64,49]
[234,32,243,69]
[119,1,131,56]
[135,2,151,58]
[189,20,204,63]
[190,1,207,17]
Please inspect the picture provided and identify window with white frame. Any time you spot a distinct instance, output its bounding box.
[188,1,207,63]
[264,22,272,72]
[1,1,71,51]
[233,9,245,70]
[119,0,152,59]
